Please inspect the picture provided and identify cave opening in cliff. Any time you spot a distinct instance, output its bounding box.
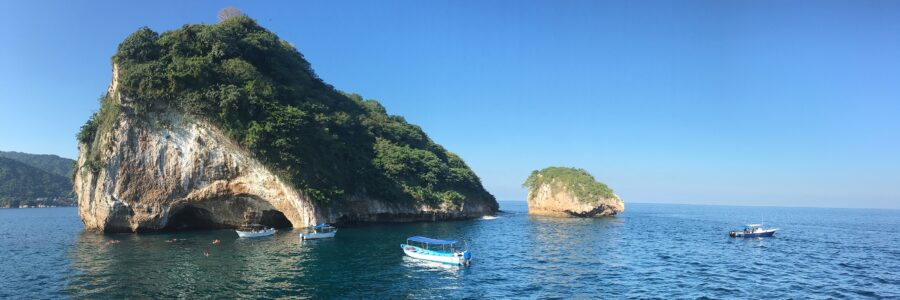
[259,210,292,228]
[163,206,218,231]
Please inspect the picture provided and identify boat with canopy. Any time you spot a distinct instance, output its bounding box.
[401,236,471,266]
[729,223,778,238]
[300,223,337,240]
[235,224,276,238]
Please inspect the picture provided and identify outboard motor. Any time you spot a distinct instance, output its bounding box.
[462,251,472,265]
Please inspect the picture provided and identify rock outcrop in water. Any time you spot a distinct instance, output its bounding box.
[523,167,624,217]
[74,16,497,232]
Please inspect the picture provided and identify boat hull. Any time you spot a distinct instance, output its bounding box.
[401,245,470,266]
[236,229,276,238]
[300,231,336,240]
[729,229,777,238]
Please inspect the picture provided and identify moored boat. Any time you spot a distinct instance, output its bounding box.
[235,224,276,238]
[729,224,778,238]
[300,224,337,240]
[401,236,471,266]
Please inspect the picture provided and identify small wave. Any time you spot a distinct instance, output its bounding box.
[481,216,500,220]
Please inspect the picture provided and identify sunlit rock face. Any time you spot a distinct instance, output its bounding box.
[74,103,316,232]
[527,182,624,218]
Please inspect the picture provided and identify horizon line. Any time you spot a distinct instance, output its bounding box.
[497,199,899,210]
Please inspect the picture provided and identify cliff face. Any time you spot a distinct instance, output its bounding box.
[75,112,305,231]
[527,182,624,217]
[76,67,305,231]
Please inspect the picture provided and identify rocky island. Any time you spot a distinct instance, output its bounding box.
[523,167,623,217]
[74,15,498,232]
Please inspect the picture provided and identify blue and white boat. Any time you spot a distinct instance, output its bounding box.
[300,223,337,240]
[401,236,472,266]
[729,224,778,238]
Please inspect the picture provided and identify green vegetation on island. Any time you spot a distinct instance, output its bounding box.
[523,167,615,204]
[0,156,74,208]
[77,15,493,207]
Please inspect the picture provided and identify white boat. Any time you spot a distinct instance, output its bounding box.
[300,224,337,240]
[729,224,778,238]
[235,224,276,238]
[401,236,471,266]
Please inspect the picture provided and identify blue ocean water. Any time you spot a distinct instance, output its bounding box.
[1,202,898,299]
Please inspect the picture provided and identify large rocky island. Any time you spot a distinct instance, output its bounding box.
[74,15,498,232]
[523,167,624,217]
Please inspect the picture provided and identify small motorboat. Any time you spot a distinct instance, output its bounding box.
[235,224,276,238]
[300,223,337,240]
[729,224,778,238]
[401,236,471,266]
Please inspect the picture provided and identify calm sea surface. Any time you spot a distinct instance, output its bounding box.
[1,201,898,299]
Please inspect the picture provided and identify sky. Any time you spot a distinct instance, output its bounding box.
[2,1,899,208]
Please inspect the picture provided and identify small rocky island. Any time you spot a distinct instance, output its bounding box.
[73,15,497,232]
[523,167,624,217]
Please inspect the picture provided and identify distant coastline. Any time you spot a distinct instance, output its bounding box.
[0,197,76,209]
[1,206,76,209]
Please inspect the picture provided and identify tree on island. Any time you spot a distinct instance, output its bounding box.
[218,7,245,22]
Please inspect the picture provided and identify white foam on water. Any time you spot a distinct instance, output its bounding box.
[481,215,500,220]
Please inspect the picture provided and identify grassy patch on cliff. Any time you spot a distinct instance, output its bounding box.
[523,167,615,204]
[77,15,494,208]
[77,94,121,174]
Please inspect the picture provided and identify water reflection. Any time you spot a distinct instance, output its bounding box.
[39,202,900,298]
[65,220,485,298]
[66,229,307,298]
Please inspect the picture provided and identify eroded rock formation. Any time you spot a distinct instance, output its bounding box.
[74,64,497,232]
[525,167,624,217]
[75,18,498,232]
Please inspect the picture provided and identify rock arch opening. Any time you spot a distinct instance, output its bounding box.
[162,202,294,231]
[163,205,218,231]
[259,210,292,228]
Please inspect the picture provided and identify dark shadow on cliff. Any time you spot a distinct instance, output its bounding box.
[259,210,292,228]
[163,206,219,231]
[161,206,293,231]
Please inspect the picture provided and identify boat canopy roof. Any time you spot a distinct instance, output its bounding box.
[746,224,763,227]
[311,223,333,229]
[239,224,268,230]
[407,236,457,245]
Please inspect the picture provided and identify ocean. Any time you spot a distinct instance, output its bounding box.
[1,201,898,299]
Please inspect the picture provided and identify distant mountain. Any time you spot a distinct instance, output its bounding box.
[0,151,74,178]
[0,156,75,208]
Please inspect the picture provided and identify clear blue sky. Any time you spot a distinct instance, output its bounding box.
[2,1,899,208]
